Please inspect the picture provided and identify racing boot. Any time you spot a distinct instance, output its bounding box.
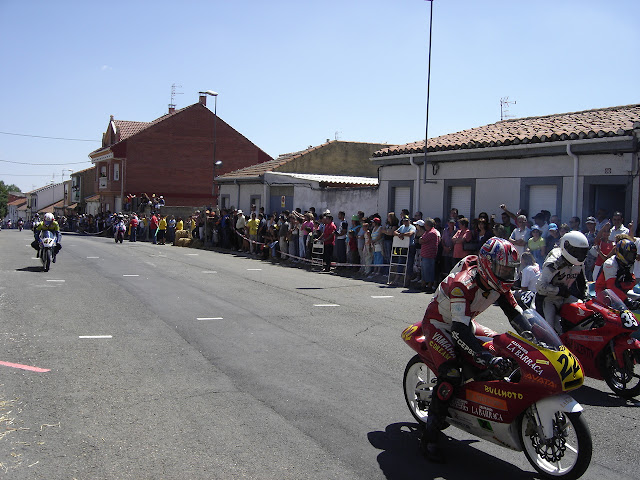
[420,417,446,463]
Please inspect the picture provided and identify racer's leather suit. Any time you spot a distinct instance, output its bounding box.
[595,256,636,305]
[535,247,587,333]
[32,221,62,254]
[421,256,522,443]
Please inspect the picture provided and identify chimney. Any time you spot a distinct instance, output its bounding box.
[199,94,207,106]
[168,104,176,114]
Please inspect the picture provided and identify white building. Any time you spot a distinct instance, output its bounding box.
[372,104,640,224]
[26,183,65,220]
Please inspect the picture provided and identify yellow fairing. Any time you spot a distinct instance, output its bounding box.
[542,346,584,391]
[510,333,584,392]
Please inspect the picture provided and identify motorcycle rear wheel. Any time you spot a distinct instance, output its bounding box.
[601,348,640,399]
[43,249,51,272]
[519,409,591,480]
[403,355,436,425]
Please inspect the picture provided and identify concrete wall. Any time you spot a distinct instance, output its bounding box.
[275,141,386,177]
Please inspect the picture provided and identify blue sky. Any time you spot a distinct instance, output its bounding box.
[1,0,638,193]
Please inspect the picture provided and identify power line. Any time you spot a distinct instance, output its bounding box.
[0,159,92,166]
[0,131,99,142]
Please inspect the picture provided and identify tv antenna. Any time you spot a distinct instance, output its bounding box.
[169,83,183,110]
[500,96,517,121]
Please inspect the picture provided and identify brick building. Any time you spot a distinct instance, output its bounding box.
[88,95,272,212]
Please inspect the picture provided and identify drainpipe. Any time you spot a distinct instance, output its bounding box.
[234,179,240,209]
[567,143,579,218]
[409,156,420,214]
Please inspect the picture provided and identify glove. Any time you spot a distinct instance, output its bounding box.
[624,298,640,311]
[557,284,571,298]
[489,356,513,378]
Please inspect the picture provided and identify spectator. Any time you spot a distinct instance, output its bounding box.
[583,216,598,280]
[129,213,138,242]
[289,214,300,261]
[335,211,348,265]
[149,213,158,244]
[545,223,561,250]
[361,221,373,276]
[528,225,546,265]
[236,210,247,252]
[509,214,531,258]
[278,214,289,260]
[394,215,417,284]
[592,222,613,281]
[157,215,167,245]
[246,212,260,254]
[440,218,456,277]
[594,208,610,233]
[500,212,515,236]
[384,212,400,274]
[609,211,630,241]
[518,251,540,292]
[532,212,550,238]
[371,217,385,276]
[419,218,440,293]
[569,216,581,231]
[451,218,472,264]
[301,213,314,259]
[347,229,359,267]
[493,224,508,239]
[167,215,176,244]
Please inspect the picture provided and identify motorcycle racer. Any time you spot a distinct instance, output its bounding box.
[535,231,589,334]
[32,213,62,259]
[595,236,639,309]
[420,237,522,462]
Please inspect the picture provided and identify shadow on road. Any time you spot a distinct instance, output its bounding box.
[572,384,640,407]
[368,422,538,480]
[15,266,43,273]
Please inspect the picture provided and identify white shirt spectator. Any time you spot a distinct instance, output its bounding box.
[509,226,531,257]
[520,264,541,293]
[609,224,630,242]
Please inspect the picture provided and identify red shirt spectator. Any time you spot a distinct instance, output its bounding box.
[420,225,441,259]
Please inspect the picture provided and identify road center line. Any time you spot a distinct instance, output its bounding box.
[247,268,262,271]
[79,335,113,339]
[87,256,99,259]
[196,317,223,320]
[46,279,65,282]
[314,304,340,307]
[185,253,199,256]
[202,271,217,274]
[123,274,139,277]
[371,295,394,298]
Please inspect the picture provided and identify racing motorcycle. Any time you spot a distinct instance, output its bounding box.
[17,219,24,231]
[402,309,592,479]
[516,289,640,399]
[38,230,57,272]
[114,223,125,243]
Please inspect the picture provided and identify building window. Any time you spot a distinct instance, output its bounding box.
[220,195,230,210]
[114,163,120,181]
[100,165,107,178]
[387,180,413,215]
[444,179,476,220]
[520,177,562,219]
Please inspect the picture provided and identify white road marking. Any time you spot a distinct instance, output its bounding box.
[79,335,112,339]
[31,257,39,260]
[185,253,199,256]
[202,271,217,274]
[46,280,65,283]
[87,256,99,259]
[196,317,223,320]
[247,268,262,271]
[371,295,394,298]
[123,274,139,277]
[314,304,340,307]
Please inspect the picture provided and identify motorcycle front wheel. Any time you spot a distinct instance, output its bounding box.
[601,348,640,399]
[43,249,51,272]
[403,355,436,425]
[519,409,592,480]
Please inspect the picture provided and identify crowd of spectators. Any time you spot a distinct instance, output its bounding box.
[25,202,638,294]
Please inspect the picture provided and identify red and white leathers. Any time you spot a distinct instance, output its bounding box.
[422,256,522,372]
[595,256,636,302]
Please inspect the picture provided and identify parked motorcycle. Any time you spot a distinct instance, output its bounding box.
[402,309,592,479]
[38,230,57,272]
[515,289,640,399]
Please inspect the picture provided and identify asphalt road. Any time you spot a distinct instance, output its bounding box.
[0,229,638,480]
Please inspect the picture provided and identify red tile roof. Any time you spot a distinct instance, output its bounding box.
[8,198,27,207]
[374,104,640,157]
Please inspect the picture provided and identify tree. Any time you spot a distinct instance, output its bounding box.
[0,181,21,219]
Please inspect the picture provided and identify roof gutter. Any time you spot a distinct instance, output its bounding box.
[566,143,579,218]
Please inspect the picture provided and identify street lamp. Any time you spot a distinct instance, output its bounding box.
[199,90,219,199]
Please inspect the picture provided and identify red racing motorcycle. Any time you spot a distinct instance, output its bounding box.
[403,310,592,479]
[559,289,640,399]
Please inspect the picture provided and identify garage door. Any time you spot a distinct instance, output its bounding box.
[394,187,411,214]
[529,185,557,217]
[451,186,472,219]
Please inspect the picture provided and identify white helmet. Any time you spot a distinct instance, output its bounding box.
[44,212,54,225]
[560,231,589,265]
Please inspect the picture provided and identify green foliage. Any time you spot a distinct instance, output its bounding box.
[0,181,21,219]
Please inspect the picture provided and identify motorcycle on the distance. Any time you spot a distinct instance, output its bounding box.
[402,309,592,479]
[516,289,640,399]
[38,230,58,272]
[114,223,125,243]
[17,219,24,231]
